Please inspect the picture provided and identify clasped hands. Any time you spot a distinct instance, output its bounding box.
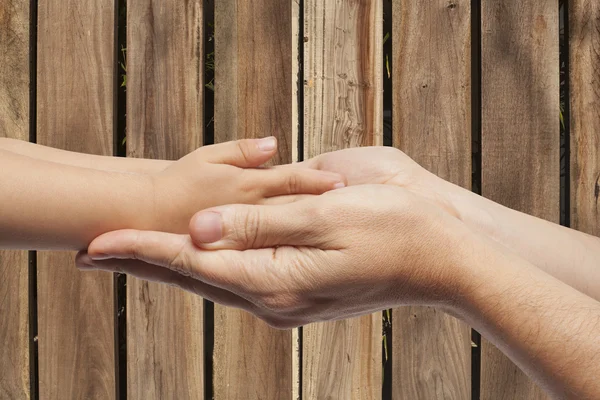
[76,137,486,328]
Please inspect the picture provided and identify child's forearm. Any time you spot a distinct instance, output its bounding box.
[0,149,157,250]
[0,137,172,173]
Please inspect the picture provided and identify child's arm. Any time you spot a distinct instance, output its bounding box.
[0,137,171,173]
[0,138,344,251]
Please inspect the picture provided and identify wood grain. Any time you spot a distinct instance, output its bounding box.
[214,0,294,398]
[36,0,116,398]
[302,1,382,398]
[0,0,30,398]
[126,0,204,398]
[480,1,559,398]
[392,1,472,399]
[570,0,600,237]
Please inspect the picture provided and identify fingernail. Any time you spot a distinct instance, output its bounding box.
[90,253,112,261]
[191,211,223,243]
[333,182,346,189]
[257,136,277,152]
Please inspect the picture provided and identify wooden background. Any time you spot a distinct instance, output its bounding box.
[1,0,598,399]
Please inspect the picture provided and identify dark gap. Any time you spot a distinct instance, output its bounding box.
[113,0,128,398]
[382,0,392,148]
[382,1,393,399]
[203,2,215,399]
[204,0,215,148]
[470,0,482,399]
[203,300,214,400]
[297,1,305,397]
[559,0,570,227]
[27,253,39,400]
[298,327,303,400]
[297,0,305,163]
[28,0,39,398]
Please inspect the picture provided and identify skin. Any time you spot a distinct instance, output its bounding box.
[288,147,600,301]
[0,137,171,173]
[78,184,600,400]
[0,137,345,250]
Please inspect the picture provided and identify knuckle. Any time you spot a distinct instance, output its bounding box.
[286,173,302,194]
[238,207,262,248]
[259,293,299,314]
[236,140,253,165]
[167,241,194,278]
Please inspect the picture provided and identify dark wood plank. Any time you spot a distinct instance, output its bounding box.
[480,0,559,398]
[36,0,116,398]
[213,0,293,398]
[302,1,383,398]
[570,0,600,237]
[126,0,204,398]
[392,1,472,398]
[0,0,30,398]
[392,0,471,399]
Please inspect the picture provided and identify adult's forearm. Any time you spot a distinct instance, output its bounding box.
[0,137,171,173]
[455,242,600,399]
[444,181,600,301]
[0,149,156,250]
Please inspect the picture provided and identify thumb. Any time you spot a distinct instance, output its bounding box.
[189,202,325,251]
[203,137,278,168]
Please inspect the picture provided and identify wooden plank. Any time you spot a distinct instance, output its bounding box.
[126,1,204,398]
[302,1,382,398]
[392,1,472,399]
[480,1,559,398]
[36,0,116,398]
[214,0,294,398]
[0,0,30,398]
[570,0,600,237]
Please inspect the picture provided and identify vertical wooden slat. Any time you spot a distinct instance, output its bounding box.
[303,1,383,398]
[0,0,30,397]
[213,1,294,398]
[392,1,472,399]
[127,1,204,398]
[570,0,600,237]
[480,1,559,398]
[36,0,115,398]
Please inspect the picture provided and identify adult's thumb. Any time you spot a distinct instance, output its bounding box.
[188,203,318,251]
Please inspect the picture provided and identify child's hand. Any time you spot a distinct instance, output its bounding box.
[152,137,346,232]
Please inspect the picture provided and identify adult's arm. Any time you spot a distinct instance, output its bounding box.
[295,147,600,301]
[78,184,600,399]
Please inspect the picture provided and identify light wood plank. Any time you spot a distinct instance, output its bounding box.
[570,0,600,237]
[303,1,383,398]
[36,0,116,398]
[392,1,472,399]
[480,0,559,398]
[126,0,204,398]
[0,0,30,398]
[213,1,294,398]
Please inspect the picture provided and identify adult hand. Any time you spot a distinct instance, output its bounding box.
[77,185,478,328]
[295,147,463,217]
[151,137,346,232]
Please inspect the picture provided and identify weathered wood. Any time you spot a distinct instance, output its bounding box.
[570,0,600,237]
[302,1,383,398]
[392,1,472,399]
[0,0,30,398]
[126,0,204,398]
[213,0,294,398]
[480,0,559,398]
[36,0,116,398]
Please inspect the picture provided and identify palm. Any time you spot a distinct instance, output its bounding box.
[301,147,423,187]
